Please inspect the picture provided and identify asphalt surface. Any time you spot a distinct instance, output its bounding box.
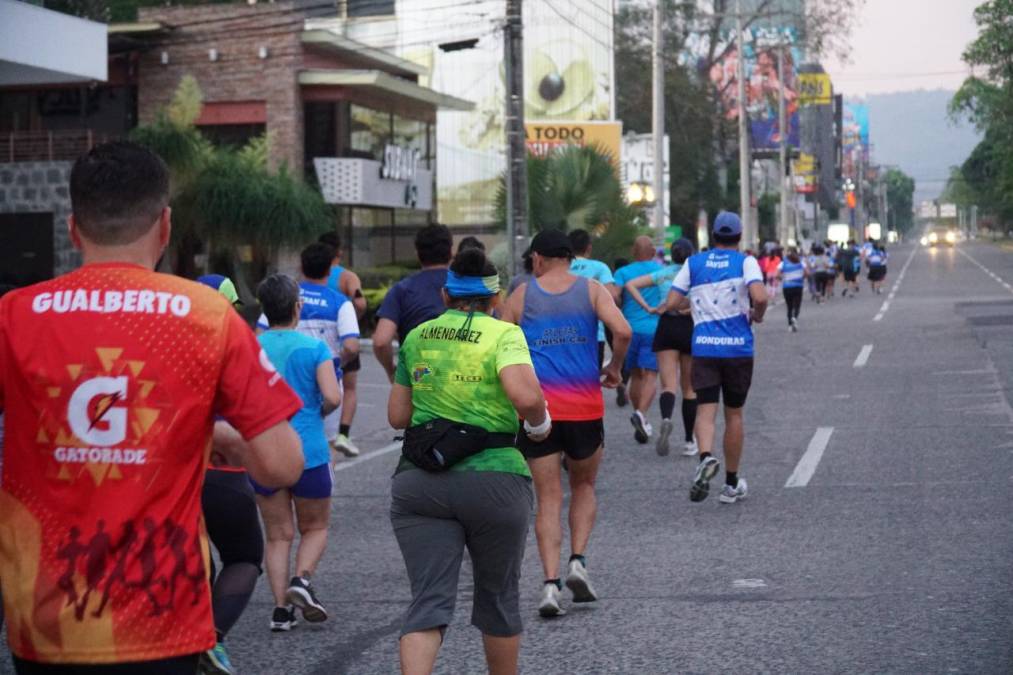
[3,241,1013,674]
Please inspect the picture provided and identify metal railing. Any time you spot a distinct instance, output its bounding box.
[3,129,116,163]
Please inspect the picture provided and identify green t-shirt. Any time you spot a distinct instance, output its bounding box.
[395,309,532,476]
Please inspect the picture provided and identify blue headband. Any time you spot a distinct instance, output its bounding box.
[445,270,500,297]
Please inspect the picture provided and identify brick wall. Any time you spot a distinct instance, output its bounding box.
[137,2,307,171]
[0,161,79,276]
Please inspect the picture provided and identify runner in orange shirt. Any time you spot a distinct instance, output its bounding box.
[0,141,305,674]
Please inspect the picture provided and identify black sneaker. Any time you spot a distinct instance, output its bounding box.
[631,411,649,444]
[270,606,297,632]
[285,576,328,623]
[616,385,628,407]
[689,456,720,502]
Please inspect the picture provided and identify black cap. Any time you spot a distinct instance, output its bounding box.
[530,228,573,259]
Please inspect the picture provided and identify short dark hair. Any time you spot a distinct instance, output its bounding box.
[457,235,485,253]
[415,224,453,266]
[301,242,334,279]
[69,141,169,245]
[568,229,592,255]
[446,248,499,312]
[257,274,301,327]
[318,231,341,251]
[713,232,742,246]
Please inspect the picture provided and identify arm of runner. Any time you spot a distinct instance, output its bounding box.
[388,342,414,429]
[744,256,768,324]
[592,281,631,388]
[657,263,691,314]
[775,261,784,281]
[336,300,360,365]
[342,270,367,319]
[315,340,342,415]
[500,364,550,440]
[624,272,659,313]
[372,317,398,383]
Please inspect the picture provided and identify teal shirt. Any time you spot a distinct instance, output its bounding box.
[570,257,614,342]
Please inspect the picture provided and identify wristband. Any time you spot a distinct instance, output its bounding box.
[524,409,552,437]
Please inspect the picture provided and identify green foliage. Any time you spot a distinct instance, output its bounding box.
[167,75,203,128]
[883,168,915,233]
[495,145,645,265]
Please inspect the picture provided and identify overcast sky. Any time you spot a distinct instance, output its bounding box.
[825,0,980,97]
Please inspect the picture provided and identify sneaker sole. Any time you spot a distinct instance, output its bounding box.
[285,586,328,623]
[565,574,598,603]
[689,460,720,502]
[655,423,672,456]
[270,621,296,632]
[199,652,234,675]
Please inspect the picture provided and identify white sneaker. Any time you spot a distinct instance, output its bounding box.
[681,440,699,456]
[655,419,673,456]
[631,411,650,444]
[331,434,360,458]
[718,478,748,504]
[537,583,566,617]
[565,558,598,603]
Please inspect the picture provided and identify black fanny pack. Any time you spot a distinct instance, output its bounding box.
[402,418,516,472]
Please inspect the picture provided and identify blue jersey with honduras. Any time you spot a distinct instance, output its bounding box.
[258,330,332,469]
[779,259,806,288]
[614,260,663,335]
[672,249,763,358]
[570,257,614,342]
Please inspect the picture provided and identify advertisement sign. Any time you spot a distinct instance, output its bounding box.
[939,203,957,218]
[792,152,817,193]
[841,101,869,178]
[314,157,433,211]
[799,73,831,106]
[525,121,622,163]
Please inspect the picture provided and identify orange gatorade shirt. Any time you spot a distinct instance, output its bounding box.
[0,263,302,665]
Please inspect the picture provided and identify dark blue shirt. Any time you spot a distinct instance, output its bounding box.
[377,268,449,343]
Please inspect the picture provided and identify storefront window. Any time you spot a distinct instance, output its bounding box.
[393,115,426,168]
[350,104,391,161]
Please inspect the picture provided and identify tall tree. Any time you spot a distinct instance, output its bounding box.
[883,168,915,234]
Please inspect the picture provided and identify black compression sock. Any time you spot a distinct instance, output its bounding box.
[569,553,586,567]
[699,452,712,462]
[726,472,738,487]
[659,392,676,419]
[545,578,562,590]
[681,399,697,442]
[339,424,350,437]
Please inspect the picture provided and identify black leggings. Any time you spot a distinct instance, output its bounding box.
[783,287,803,322]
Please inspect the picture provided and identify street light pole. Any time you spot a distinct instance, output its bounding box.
[504,0,528,276]
[736,0,751,247]
[652,0,665,243]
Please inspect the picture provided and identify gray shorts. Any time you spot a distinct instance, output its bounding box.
[390,469,533,637]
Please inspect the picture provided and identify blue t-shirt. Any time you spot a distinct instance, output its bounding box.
[377,268,449,343]
[326,264,345,293]
[779,259,806,289]
[672,250,763,358]
[614,260,663,335]
[257,330,332,469]
[570,257,614,341]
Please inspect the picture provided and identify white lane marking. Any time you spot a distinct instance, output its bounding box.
[872,245,917,322]
[956,247,1013,296]
[732,579,767,588]
[785,427,835,488]
[332,440,401,473]
[853,344,874,368]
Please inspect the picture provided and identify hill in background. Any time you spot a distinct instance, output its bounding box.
[865,89,981,205]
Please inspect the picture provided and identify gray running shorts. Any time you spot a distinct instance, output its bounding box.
[390,469,533,637]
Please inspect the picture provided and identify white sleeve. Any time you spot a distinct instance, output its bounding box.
[743,256,763,285]
[256,313,268,330]
[671,263,691,294]
[336,300,360,340]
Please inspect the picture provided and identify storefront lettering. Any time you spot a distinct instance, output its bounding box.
[381,144,420,181]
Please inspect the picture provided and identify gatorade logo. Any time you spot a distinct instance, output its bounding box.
[68,376,128,447]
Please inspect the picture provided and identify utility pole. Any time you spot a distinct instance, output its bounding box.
[735,0,752,248]
[504,0,528,275]
[777,44,789,246]
[652,0,665,242]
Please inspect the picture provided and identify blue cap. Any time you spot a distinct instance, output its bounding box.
[713,211,742,236]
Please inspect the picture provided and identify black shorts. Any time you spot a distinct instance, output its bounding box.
[518,419,604,461]
[691,357,753,408]
[343,355,361,373]
[202,469,264,572]
[12,654,200,675]
[868,266,886,281]
[652,313,693,354]
[843,269,858,282]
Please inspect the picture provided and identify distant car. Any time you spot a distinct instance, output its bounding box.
[921,225,957,247]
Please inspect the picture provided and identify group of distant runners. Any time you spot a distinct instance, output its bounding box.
[0,140,892,675]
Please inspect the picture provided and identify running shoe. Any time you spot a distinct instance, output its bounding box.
[790,318,798,333]
[689,456,720,502]
[200,642,235,674]
[538,582,566,618]
[616,384,628,407]
[270,606,298,632]
[718,478,748,504]
[331,434,360,458]
[631,411,650,444]
[285,576,328,623]
[681,440,699,456]
[565,559,598,603]
[655,419,673,456]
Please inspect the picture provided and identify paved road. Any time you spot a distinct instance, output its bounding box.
[4,242,1013,674]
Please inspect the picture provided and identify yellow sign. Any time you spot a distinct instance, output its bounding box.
[799,73,832,106]
[525,121,622,164]
[792,152,817,194]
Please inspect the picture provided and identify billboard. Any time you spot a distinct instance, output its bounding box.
[525,121,621,163]
[841,101,869,178]
[358,0,615,226]
[792,152,817,193]
[799,73,832,106]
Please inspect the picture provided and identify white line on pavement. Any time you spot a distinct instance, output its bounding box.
[957,247,1013,296]
[872,245,917,322]
[785,427,835,488]
[853,344,874,368]
[332,440,401,473]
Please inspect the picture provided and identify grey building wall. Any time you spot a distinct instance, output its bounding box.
[0,161,79,276]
